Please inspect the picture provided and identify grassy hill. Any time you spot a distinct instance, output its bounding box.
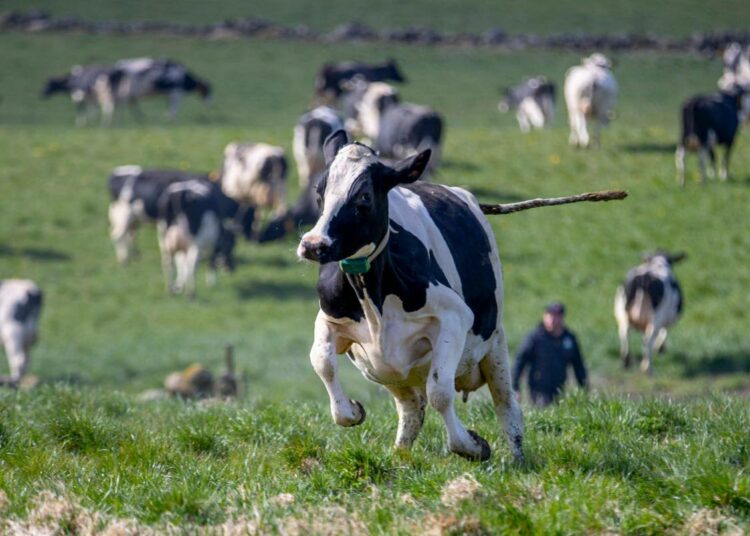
[0,12,749,532]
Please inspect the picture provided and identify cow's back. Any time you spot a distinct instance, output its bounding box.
[392,183,501,340]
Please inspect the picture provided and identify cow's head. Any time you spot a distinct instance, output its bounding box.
[41,76,69,98]
[357,83,400,139]
[584,53,613,70]
[386,58,407,83]
[297,130,430,264]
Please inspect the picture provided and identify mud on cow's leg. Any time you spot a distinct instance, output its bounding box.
[479,331,524,462]
[310,312,365,427]
[386,385,426,449]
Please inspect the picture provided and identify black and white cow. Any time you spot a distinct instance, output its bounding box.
[220,142,288,234]
[296,131,523,461]
[718,42,750,91]
[675,87,750,185]
[0,279,42,387]
[498,76,556,132]
[293,106,344,188]
[614,251,685,375]
[258,171,322,243]
[108,166,203,264]
[314,59,406,103]
[41,63,112,126]
[157,179,252,296]
[356,83,443,170]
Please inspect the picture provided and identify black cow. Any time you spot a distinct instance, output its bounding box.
[614,251,685,374]
[296,131,523,462]
[675,87,750,185]
[314,59,406,102]
[498,76,556,132]
[157,179,253,296]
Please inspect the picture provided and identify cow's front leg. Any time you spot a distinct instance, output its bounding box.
[428,314,490,461]
[310,313,365,427]
[1,324,28,387]
[641,324,658,375]
[385,385,425,449]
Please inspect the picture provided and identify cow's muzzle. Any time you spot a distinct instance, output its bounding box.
[297,235,332,262]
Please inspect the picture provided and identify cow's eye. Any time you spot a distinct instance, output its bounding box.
[359,192,372,205]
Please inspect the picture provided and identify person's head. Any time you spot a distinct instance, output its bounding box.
[542,302,566,335]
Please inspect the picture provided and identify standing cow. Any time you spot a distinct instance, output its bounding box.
[498,76,556,132]
[614,251,685,375]
[157,180,251,296]
[356,83,443,169]
[718,43,750,91]
[675,87,750,185]
[42,64,112,126]
[296,131,523,461]
[293,106,344,188]
[315,59,406,103]
[564,53,618,148]
[108,166,204,264]
[0,280,42,387]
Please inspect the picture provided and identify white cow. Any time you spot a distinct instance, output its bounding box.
[564,53,618,148]
[0,280,42,387]
[718,43,750,91]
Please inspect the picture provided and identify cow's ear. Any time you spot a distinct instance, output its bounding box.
[668,252,687,264]
[391,149,431,185]
[323,130,349,166]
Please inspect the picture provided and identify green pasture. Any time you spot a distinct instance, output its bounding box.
[0,24,748,532]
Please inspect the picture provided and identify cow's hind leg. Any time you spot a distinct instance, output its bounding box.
[1,324,28,387]
[310,313,365,427]
[386,385,426,449]
[675,145,686,187]
[640,324,659,375]
[428,315,490,461]
[720,145,731,181]
[654,327,669,354]
[479,333,524,462]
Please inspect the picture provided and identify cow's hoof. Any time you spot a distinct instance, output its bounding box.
[657,344,667,355]
[338,399,366,427]
[456,430,491,462]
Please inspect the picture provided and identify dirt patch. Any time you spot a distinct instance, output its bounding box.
[440,474,483,507]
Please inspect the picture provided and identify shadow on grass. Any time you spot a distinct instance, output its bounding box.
[678,351,750,378]
[235,279,314,301]
[234,253,296,269]
[0,245,71,262]
[441,159,482,172]
[619,142,676,154]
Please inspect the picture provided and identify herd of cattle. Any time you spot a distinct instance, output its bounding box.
[1,43,748,458]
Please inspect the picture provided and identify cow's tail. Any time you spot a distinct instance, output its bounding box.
[681,102,700,150]
[480,190,627,215]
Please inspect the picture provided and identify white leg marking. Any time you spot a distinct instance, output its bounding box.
[386,385,426,449]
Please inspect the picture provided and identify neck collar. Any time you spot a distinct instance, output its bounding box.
[338,227,390,274]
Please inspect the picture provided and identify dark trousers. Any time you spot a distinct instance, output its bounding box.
[530,389,557,407]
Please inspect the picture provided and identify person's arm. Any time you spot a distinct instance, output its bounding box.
[512,332,535,392]
[569,335,588,388]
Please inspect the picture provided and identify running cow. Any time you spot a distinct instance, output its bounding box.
[614,251,685,375]
[297,130,523,461]
[498,76,556,132]
[0,280,42,387]
[564,53,618,148]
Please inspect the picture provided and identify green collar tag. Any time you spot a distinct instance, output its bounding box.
[339,257,371,274]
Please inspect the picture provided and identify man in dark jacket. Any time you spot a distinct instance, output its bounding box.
[512,302,588,406]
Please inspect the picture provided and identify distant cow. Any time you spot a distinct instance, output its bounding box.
[157,179,252,296]
[614,251,685,375]
[258,172,322,243]
[41,64,112,126]
[98,58,212,125]
[293,107,344,188]
[221,142,288,233]
[356,82,443,169]
[718,43,750,90]
[498,76,556,132]
[564,53,618,148]
[675,87,750,185]
[296,130,524,462]
[108,166,202,264]
[315,59,406,103]
[0,279,42,387]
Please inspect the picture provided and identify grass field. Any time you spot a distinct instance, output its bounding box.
[0,10,750,533]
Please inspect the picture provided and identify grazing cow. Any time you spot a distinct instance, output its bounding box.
[718,43,750,90]
[296,131,523,461]
[614,251,685,375]
[357,83,443,169]
[293,107,344,188]
[157,179,252,295]
[564,53,618,148]
[498,76,556,132]
[221,142,288,233]
[675,87,750,185]
[96,58,211,125]
[108,166,204,264]
[41,64,112,126]
[315,59,406,103]
[0,280,42,387]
